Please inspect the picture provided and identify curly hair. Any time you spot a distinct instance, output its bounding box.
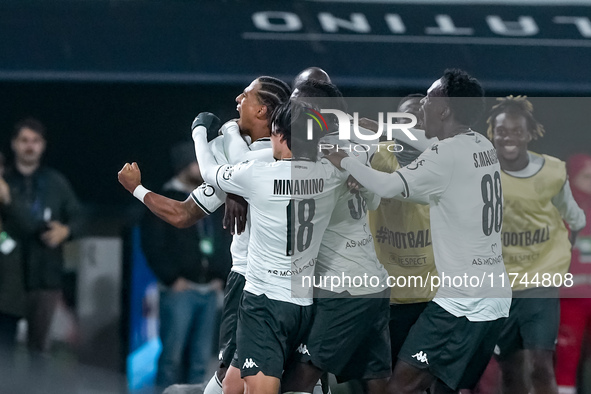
[486,95,545,140]
[439,69,485,127]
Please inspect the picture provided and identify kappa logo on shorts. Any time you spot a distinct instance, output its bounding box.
[296,343,311,356]
[411,351,429,364]
[243,358,259,369]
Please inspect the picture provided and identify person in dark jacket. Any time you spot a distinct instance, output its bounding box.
[0,150,25,351]
[0,118,81,353]
[140,142,231,388]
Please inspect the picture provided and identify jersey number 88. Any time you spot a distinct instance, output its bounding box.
[481,171,503,236]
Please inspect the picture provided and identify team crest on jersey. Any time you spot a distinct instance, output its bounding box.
[222,160,251,180]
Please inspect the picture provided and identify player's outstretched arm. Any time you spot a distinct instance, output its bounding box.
[118,162,206,228]
[326,152,404,199]
[192,114,225,186]
[359,117,436,151]
[358,184,381,210]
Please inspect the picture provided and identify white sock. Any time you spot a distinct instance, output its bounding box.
[283,377,323,394]
[312,378,323,394]
[558,387,576,394]
[203,373,223,394]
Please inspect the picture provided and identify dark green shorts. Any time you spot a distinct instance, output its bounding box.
[398,301,506,390]
[217,271,245,369]
[235,291,312,379]
[496,287,560,359]
[389,302,429,363]
[297,289,391,382]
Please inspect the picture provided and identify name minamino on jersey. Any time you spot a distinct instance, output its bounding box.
[273,178,325,195]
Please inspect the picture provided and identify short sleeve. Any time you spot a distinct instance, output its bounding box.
[190,183,226,215]
[214,160,256,198]
[396,142,453,202]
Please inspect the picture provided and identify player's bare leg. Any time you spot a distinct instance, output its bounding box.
[499,351,529,394]
[431,380,459,394]
[528,349,557,394]
[244,372,280,394]
[223,365,245,394]
[282,362,324,393]
[387,360,436,394]
[362,377,388,394]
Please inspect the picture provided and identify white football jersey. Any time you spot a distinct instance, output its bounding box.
[316,136,389,295]
[190,135,272,275]
[396,132,511,321]
[316,185,388,295]
[212,158,347,305]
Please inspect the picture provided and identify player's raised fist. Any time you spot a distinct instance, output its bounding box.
[191,112,222,142]
[118,162,142,193]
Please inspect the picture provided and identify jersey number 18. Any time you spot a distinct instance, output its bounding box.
[286,199,316,256]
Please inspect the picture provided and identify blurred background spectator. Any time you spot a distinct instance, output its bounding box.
[140,142,231,389]
[0,118,81,353]
[0,150,24,350]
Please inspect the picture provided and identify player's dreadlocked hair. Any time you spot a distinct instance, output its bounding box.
[486,95,545,140]
[255,76,292,130]
[439,69,485,127]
